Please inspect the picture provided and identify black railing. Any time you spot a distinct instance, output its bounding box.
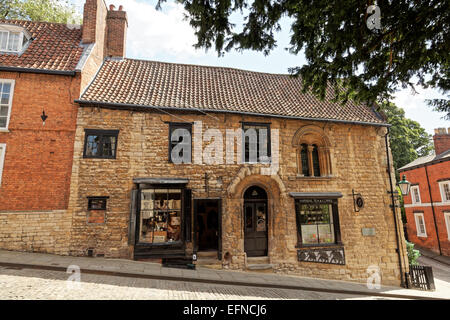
[408,265,435,291]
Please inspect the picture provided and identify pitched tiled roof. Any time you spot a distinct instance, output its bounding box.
[0,20,83,72]
[79,58,387,125]
[399,149,450,171]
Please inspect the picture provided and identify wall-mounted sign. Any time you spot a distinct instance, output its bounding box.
[362,228,376,236]
[352,190,364,212]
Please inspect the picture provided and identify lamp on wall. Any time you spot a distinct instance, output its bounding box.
[398,175,411,196]
[41,110,48,126]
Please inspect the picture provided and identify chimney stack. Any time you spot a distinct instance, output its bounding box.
[106,4,128,58]
[433,128,450,156]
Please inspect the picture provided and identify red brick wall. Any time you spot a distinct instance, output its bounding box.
[433,129,450,156]
[0,71,81,211]
[401,161,450,256]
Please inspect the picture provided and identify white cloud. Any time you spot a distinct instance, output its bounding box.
[106,0,210,59]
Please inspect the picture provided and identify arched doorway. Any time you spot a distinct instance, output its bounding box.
[244,186,268,257]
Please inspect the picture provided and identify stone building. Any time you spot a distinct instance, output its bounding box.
[0,0,127,253]
[399,128,450,256]
[69,57,409,286]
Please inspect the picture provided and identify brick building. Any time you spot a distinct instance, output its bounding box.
[399,128,450,256]
[0,0,126,253]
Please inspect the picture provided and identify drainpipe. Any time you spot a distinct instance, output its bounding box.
[385,128,408,288]
[424,165,442,255]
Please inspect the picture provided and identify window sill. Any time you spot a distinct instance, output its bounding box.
[296,243,344,249]
[0,128,10,133]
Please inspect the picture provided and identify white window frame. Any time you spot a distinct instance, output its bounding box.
[411,185,421,204]
[445,212,450,241]
[414,212,427,238]
[0,79,15,131]
[438,181,450,203]
[0,24,31,54]
[0,30,24,53]
[0,143,5,186]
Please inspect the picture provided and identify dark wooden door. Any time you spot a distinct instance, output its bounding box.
[244,201,268,257]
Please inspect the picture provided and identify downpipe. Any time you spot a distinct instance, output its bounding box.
[385,128,409,288]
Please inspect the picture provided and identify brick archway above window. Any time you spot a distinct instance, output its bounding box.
[292,125,333,177]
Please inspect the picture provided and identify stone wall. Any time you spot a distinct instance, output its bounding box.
[0,210,71,255]
[67,106,408,285]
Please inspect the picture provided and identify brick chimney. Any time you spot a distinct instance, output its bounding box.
[82,0,106,44]
[433,128,450,155]
[106,4,128,58]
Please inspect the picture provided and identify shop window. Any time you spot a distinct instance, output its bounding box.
[87,197,108,210]
[0,79,15,130]
[439,181,450,203]
[242,122,271,163]
[0,143,5,186]
[292,125,332,177]
[295,198,341,246]
[139,189,182,244]
[169,123,192,164]
[414,212,427,237]
[83,129,119,159]
[411,186,421,204]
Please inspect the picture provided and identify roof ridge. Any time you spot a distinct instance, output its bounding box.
[0,19,78,27]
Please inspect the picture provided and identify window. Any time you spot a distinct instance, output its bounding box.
[169,123,192,163]
[242,122,271,163]
[414,212,427,237]
[411,186,421,204]
[83,129,119,159]
[295,198,341,246]
[139,188,182,244]
[87,197,108,210]
[293,125,332,177]
[445,212,450,241]
[0,25,29,54]
[0,143,5,186]
[439,181,450,203]
[0,79,14,130]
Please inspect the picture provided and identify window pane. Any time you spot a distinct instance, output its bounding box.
[0,117,6,128]
[301,224,319,244]
[318,224,335,243]
[102,136,116,157]
[2,83,11,94]
[88,198,107,210]
[8,32,20,51]
[301,144,309,176]
[245,206,253,230]
[444,184,450,201]
[312,145,320,176]
[1,93,9,105]
[0,32,7,50]
[85,135,100,156]
[0,106,8,116]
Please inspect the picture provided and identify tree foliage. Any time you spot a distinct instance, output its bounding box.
[158,0,449,117]
[0,0,81,24]
[380,101,433,177]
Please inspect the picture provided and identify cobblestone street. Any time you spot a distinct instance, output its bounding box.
[0,266,391,300]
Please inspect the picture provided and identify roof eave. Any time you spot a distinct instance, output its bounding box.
[0,66,77,76]
[74,99,391,127]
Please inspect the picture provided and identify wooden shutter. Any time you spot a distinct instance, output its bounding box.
[128,189,138,245]
[183,188,192,242]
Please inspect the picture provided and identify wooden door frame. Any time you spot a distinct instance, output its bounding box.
[244,198,268,257]
[193,198,222,260]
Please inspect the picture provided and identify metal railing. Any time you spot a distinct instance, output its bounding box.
[408,265,435,291]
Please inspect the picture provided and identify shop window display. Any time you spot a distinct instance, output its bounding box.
[139,189,182,243]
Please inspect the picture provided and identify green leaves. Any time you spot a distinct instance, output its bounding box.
[161,0,449,117]
[1,0,81,24]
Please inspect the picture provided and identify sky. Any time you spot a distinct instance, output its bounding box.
[71,0,448,135]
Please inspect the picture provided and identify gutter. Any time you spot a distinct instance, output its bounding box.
[424,165,443,255]
[0,66,76,76]
[385,127,408,288]
[74,99,391,128]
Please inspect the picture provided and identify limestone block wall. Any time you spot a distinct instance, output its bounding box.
[67,106,408,285]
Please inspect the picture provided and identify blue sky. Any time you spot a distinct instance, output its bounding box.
[72,0,448,135]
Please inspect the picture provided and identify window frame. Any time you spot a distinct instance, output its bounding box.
[414,212,427,237]
[0,143,6,186]
[294,198,342,247]
[411,185,421,204]
[168,122,192,164]
[241,122,271,164]
[438,181,450,203]
[0,79,15,131]
[87,196,109,211]
[445,212,450,241]
[83,129,119,159]
[0,29,24,53]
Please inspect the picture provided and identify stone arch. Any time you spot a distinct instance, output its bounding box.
[292,125,333,177]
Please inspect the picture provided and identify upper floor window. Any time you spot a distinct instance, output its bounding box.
[293,125,332,177]
[83,129,119,159]
[0,143,5,186]
[439,181,450,203]
[169,122,192,164]
[0,79,14,130]
[242,122,271,163]
[411,185,421,204]
[0,25,30,54]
